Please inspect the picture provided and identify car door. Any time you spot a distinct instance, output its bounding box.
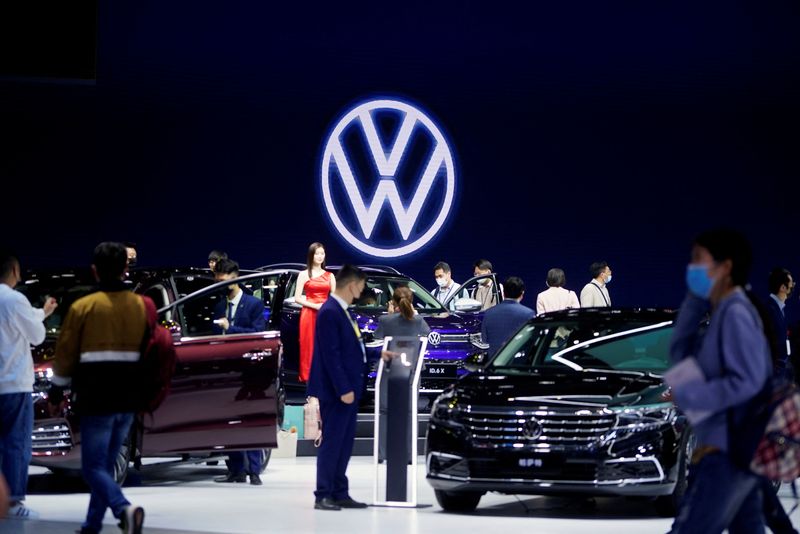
[443,273,502,316]
[139,272,284,455]
[274,272,303,388]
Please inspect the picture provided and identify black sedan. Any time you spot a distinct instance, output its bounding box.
[426,308,693,516]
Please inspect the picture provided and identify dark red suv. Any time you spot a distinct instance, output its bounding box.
[23,267,286,482]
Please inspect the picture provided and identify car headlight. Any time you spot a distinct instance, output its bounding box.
[430,388,462,426]
[602,402,676,443]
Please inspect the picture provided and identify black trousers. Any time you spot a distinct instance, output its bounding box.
[314,399,358,500]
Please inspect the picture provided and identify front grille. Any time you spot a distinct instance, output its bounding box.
[31,420,73,455]
[460,407,616,449]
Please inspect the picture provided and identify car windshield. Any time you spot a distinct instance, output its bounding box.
[352,276,445,313]
[16,272,99,336]
[489,318,674,373]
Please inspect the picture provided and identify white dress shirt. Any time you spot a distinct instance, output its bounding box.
[226,289,244,325]
[0,284,46,394]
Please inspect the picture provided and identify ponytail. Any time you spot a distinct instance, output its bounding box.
[392,287,415,321]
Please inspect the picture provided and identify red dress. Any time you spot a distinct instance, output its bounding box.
[299,271,332,382]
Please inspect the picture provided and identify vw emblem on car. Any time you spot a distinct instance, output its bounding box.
[320,99,456,258]
[428,332,442,346]
[522,418,544,440]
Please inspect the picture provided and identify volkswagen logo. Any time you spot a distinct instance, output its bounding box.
[522,418,544,440]
[320,99,456,258]
[427,332,442,346]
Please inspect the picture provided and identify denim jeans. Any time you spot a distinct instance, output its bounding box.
[669,452,764,534]
[0,393,33,502]
[80,413,134,532]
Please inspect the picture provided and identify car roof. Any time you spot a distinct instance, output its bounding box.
[532,307,676,323]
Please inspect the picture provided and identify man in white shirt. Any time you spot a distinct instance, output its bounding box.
[536,268,580,314]
[431,262,463,311]
[0,251,57,520]
[580,261,612,308]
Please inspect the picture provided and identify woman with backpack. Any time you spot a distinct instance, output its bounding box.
[665,228,782,533]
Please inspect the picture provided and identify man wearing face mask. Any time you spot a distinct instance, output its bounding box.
[664,229,780,533]
[472,259,501,311]
[211,259,267,485]
[580,261,612,308]
[431,262,463,311]
[307,265,369,511]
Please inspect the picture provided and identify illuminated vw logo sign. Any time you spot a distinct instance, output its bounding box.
[321,99,456,258]
[522,418,544,440]
[427,332,442,347]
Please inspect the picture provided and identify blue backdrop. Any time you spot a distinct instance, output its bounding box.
[3,1,799,312]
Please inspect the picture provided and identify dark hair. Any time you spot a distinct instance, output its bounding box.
[392,286,415,321]
[306,242,326,277]
[214,258,240,275]
[336,264,366,286]
[208,250,228,262]
[768,267,792,295]
[93,242,128,282]
[590,261,608,279]
[504,276,525,299]
[693,229,752,287]
[546,268,566,288]
[0,249,19,279]
[433,261,451,274]
[473,259,493,272]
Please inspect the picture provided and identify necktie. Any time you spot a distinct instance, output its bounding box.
[227,301,234,322]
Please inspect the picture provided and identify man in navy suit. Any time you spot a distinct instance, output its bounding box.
[211,259,267,486]
[767,267,794,378]
[481,276,535,356]
[307,265,368,511]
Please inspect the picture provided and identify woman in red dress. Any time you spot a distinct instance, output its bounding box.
[295,242,335,382]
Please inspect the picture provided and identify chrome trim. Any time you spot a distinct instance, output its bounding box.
[178,331,281,343]
[427,453,666,486]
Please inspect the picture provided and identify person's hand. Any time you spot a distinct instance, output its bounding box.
[340,391,355,404]
[387,301,396,314]
[661,387,674,402]
[43,297,58,318]
[217,317,230,331]
[381,350,399,362]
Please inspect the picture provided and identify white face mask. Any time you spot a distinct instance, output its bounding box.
[605,275,613,284]
[436,277,448,288]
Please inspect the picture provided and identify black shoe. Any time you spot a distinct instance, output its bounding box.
[249,473,262,486]
[314,497,342,511]
[214,472,246,483]
[334,497,368,509]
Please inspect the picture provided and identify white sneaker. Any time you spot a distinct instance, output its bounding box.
[8,502,39,520]
[118,505,145,534]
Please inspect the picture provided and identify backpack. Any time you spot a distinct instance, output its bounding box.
[139,296,177,413]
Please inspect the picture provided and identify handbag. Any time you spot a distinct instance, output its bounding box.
[304,396,322,447]
[748,378,800,481]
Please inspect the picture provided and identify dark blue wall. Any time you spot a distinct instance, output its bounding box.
[4,1,799,311]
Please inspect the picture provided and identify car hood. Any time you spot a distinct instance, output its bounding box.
[450,368,668,409]
[354,310,481,334]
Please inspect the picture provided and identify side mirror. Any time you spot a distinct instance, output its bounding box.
[283,297,302,310]
[454,298,482,313]
[463,352,487,373]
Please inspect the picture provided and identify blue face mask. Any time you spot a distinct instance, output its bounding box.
[686,264,714,299]
[605,275,612,284]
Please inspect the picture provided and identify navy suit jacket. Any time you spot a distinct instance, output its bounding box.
[307,298,367,403]
[767,296,788,360]
[212,292,266,334]
[481,299,535,355]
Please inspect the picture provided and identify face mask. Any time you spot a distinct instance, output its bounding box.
[436,278,448,288]
[686,264,714,300]
[605,275,612,284]
[128,258,137,268]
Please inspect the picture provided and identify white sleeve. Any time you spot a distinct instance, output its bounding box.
[13,293,46,346]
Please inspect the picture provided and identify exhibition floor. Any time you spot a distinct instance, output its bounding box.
[2,458,799,534]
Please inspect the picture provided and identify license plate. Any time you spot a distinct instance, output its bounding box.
[422,365,458,378]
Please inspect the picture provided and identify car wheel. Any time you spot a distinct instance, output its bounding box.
[113,439,132,486]
[434,489,482,513]
[655,430,694,517]
[260,448,271,474]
